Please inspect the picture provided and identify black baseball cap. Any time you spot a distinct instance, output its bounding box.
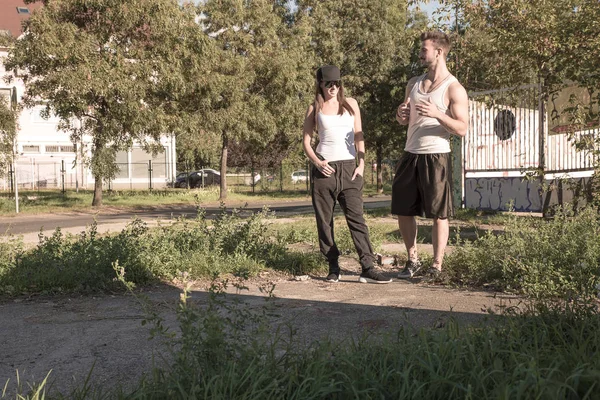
[316,65,341,82]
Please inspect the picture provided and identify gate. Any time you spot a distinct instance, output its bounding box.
[462,84,597,212]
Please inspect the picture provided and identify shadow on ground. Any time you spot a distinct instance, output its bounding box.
[0,277,515,396]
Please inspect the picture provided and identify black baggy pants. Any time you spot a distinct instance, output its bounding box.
[311,160,376,270]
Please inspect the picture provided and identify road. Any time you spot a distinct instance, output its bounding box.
[0,196,391,236]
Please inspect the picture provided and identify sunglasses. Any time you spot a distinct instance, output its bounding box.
[323,80,341,88]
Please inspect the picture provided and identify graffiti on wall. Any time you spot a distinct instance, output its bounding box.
[465,177,543,212]
[466,176,595,213]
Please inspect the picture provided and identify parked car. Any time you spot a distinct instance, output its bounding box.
[174,169,221,188]
[291,170,308,184]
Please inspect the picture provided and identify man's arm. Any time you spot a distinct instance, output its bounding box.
[396,76,419,125]
[414,81,469,137]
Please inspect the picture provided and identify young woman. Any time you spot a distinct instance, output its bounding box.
[302,65,391,284]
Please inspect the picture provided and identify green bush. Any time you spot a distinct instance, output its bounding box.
[0,207,326,295]
[444,205,600,299]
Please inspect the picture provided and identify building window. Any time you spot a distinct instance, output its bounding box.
[23,145,40,153]
[115,151,129,179]
[131,147,166,178]
[45,145,75,153]
[16,7,30,14]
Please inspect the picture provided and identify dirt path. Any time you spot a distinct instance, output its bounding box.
[0,256,517,396]
[0,208,515,396]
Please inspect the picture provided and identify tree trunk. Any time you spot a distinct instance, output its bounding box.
[91,136,104,207]
[219,133,228,200]
[92,173,103,207]
[376,143,384,194]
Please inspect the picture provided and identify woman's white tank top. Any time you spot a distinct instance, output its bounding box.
[316,111,356,162]
[405,73,458,154]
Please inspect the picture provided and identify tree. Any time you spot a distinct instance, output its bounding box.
[198,0,314,200]
[439,0,600,91]
[0,97,17,177]
[176,129,222,173]
[298,0,413,193]
[6,0,210,206]
[440,0,600,204]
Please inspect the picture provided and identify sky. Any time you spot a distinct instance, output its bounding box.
[417,0,442,18]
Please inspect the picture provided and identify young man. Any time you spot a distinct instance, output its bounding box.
[393,31,469,278]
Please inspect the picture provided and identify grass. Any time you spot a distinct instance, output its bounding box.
[0,181,396,216]
[0,186,312,215]
[0,207,333,296]
[1,204,600,398]
[121,297,599,400]
[443,205,600,299]
[15,279,599,400]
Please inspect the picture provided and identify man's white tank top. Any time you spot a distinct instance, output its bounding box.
[405,73,458,154]
[316,111,356,161]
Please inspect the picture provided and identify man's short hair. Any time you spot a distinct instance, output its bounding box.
[421,31,451,55]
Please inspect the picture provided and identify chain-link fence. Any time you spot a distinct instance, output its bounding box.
[1,160,80,191]
[1,159,398,194]
[0,160,173,192]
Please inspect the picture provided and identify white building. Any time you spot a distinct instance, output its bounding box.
[1,47,177,191]
[1,1,177,191]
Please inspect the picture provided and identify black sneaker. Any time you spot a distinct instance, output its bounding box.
[326,271,341,282]
[359,268,392,284]
[397,260,422,279]
[326,261,341,282]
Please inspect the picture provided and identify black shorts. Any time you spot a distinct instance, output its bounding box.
[391,152,454,219]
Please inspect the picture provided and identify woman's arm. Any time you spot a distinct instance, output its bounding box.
[347,98,365,180]
[303,104,335,177]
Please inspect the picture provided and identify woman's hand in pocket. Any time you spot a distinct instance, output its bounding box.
[352,164,364,181]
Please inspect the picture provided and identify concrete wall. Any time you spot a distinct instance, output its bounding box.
[465,173,594,213]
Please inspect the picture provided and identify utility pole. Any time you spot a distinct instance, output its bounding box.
[11,87,19,214]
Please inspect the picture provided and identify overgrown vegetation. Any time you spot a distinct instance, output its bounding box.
[444,205,600,300]
[0,207,328,296]
[11,276,600,400]
[2,205,600,398]
[124,298,600,399]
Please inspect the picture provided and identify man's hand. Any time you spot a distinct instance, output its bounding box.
[352,164,364,181]
[415,98,441,119]
[396,99,410,124]
[316,160,335,177]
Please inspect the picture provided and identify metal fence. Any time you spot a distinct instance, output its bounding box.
[1,159,79,191]
[0,160,172,192]
[464,84,598,212]
[466,85,542,172]
[466,84,598,174]
[1,159,398,195]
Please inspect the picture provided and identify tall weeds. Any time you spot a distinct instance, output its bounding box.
[0,207,325,295]
[444,205,600,300]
